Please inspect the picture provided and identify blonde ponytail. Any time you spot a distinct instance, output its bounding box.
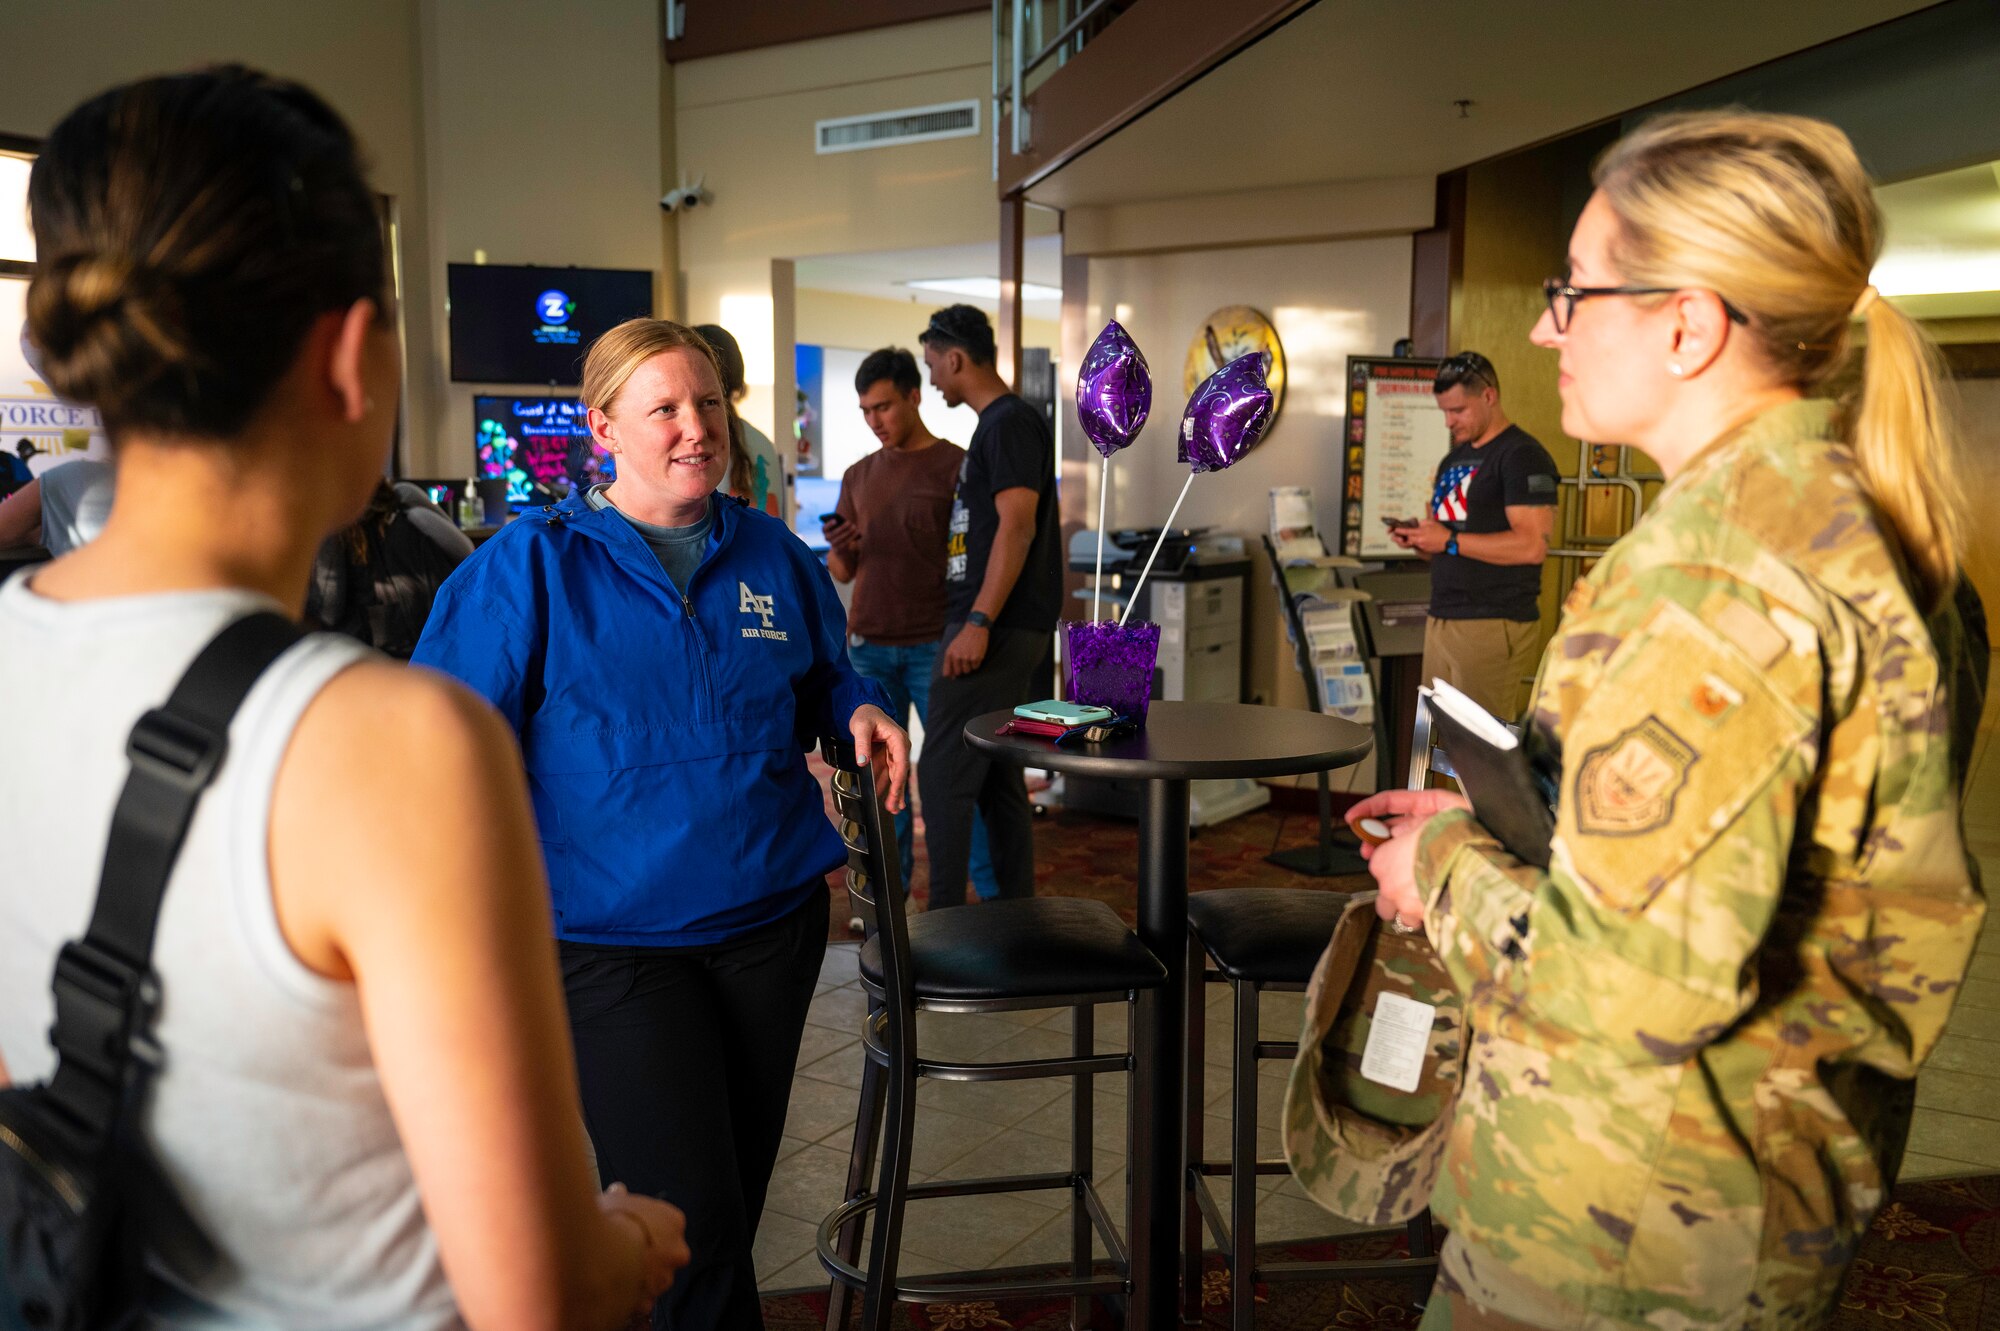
[1850,292,1962,604]
[1595,110,1965,608]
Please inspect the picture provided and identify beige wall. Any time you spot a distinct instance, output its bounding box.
[797,288,1058,358]
[1450,141,1603,650]
[0,0,681,478]
[418,0,666,477]
[0,6,1002,477]
[674,13,999,442]
[0,0,443,465]
[1080,237,1414,704]
[1066,177,1434,258]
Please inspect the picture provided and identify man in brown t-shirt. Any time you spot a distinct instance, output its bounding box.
[826,348,993,902]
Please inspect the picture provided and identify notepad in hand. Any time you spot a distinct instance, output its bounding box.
[1424,681,1555,869]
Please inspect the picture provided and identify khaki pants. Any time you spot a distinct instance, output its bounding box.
[1420,616,1542,723]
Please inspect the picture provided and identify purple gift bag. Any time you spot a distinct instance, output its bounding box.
[1065,620,1162,722]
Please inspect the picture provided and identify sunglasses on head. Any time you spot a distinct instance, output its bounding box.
[1436,352,1494,392]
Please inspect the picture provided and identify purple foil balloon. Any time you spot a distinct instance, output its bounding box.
[1075,321,1152,460]
[1179,351,1273,474]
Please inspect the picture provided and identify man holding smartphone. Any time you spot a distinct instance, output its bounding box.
[826,349,995,910]
[1390,351,1559,721]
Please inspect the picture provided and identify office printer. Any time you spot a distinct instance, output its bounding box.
[1067,527,1247,581]
[1063,527,1262,826]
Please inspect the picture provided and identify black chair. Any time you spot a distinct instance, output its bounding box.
[1181,887,1439,1330]
[815,738,1168,1331]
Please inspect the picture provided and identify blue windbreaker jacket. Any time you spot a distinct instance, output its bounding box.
[411,489,887,946]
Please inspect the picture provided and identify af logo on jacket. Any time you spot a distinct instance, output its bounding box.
[739,581,788,640]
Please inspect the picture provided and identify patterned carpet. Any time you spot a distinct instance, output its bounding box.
[766,1174,2000,1330]
[1833,1175,2000,1330]
[812,756,1370,941]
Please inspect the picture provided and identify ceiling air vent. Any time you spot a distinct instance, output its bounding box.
[816,100,980,155]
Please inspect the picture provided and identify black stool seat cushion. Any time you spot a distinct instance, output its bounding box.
[862,898,1166,1002]
[1187,888,1351,984]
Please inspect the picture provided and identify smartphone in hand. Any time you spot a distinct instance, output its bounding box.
[1381,516,1417,530]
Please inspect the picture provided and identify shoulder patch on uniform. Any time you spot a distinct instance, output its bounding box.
[1575,717,1698,835]
[1711,600,1787,669]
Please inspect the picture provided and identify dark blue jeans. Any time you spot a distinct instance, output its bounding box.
[848,636,996,899]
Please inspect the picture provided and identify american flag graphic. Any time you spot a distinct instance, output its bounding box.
[1432,461,1479,525]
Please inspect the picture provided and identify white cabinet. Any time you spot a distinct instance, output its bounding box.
[1152,573,1242,703]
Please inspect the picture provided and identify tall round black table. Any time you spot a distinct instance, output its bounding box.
[967,700,1372,1330]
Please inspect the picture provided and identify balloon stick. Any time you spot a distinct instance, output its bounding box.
[1119,471,1195,628]
[1092,456,1109,622]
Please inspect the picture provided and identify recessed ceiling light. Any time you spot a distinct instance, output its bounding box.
[904,276,1062,302]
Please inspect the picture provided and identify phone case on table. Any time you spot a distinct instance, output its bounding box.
[998,717,1075,738]
[1015,699,1115,725]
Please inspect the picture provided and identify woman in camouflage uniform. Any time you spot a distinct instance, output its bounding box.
[1348,111,1985,1328]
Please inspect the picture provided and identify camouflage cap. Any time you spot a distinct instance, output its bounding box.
[1282,890,1466,1226]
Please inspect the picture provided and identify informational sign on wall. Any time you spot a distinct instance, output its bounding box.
[1339,357,1448,559]
[0,278,110,473]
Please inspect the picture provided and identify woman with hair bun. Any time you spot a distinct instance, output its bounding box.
[0,68,686,1328]
[1347,111,1985,1327]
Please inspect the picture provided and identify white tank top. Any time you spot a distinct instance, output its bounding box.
[0,573,461,1330]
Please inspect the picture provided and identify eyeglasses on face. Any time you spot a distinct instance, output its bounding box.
[1541,279,1749,335]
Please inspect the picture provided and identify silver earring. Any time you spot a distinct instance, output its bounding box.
[1668,364,1685,377]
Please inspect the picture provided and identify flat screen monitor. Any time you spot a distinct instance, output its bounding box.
[448,264,652,384]
[474,395,614,507]
[404,476,469,515]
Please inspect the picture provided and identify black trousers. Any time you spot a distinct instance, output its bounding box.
[561,887,829,1331]
[918,622,1044,909]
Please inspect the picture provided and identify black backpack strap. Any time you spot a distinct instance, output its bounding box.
[44,611,305,1142]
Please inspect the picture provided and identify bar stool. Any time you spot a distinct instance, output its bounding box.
[1182,888,1438,1330]
[815,738,1169,1331]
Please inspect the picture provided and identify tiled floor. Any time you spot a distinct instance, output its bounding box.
[756,831,2000,1295]
[1899,824,2000,1181]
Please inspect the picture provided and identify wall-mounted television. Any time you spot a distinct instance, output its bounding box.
[449,264,652,384]
[474,394,613,506]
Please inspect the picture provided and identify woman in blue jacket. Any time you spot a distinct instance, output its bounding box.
[414,318,907,1331]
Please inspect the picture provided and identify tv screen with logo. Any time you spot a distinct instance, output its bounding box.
[448,264,653,384]
[474,395,614,506]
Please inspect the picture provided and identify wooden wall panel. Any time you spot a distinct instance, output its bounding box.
[665,0,984,63]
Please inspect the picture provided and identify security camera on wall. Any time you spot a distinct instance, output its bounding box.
[660,174,707,213]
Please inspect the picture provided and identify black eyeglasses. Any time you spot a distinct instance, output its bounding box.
[1541,279,1749,335]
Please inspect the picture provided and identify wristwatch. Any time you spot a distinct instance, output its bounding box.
[1444,534,1460,557]
[965,610,993,629]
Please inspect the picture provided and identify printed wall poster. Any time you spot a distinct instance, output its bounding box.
[1340,357,1449,560]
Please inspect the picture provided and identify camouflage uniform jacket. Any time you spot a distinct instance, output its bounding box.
[1411,399,1985,1329]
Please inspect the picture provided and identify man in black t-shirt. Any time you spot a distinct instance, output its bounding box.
[1389,352,1558,721]
[915,304,1061,909]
